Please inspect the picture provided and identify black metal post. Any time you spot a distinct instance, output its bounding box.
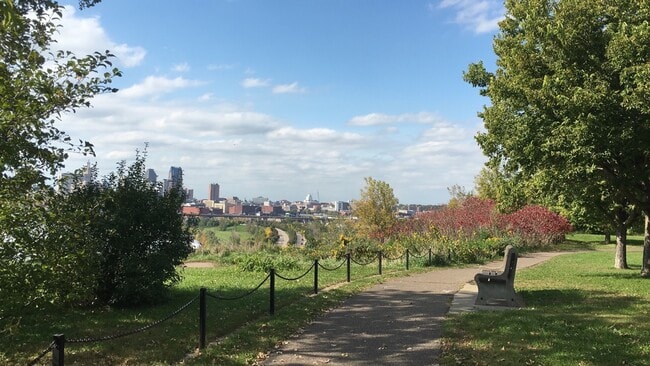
[269,268,275,315]
[346,253,351,282]
[52,334,65,366]
[378,251,382,275]
[429,248,432,265]
[313,260,318,294]
[406,249,410,270]
[199,288,206,349]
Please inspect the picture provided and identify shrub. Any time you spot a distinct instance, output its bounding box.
[501,205,573,247]
[228,252,303,272]
[396,198,572,263]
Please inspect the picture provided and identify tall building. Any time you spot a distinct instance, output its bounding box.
[168,166,183,189]
[209,183,220,201]
[146,168,157,184]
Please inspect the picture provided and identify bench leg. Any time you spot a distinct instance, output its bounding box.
[475,284,523,307]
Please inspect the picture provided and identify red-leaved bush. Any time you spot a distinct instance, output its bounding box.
[411,197,572,248]
[415,197,498,238]
[500,205,573,246]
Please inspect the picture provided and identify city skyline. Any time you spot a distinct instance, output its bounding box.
[56,1,504,204]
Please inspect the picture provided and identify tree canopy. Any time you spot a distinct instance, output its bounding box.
[464,0,650,275]
[0,0,122,314]
[352,177,398,243]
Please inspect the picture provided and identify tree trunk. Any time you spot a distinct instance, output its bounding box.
[642,215,650,277]
[604,232,611,244]
[614,224,628,269]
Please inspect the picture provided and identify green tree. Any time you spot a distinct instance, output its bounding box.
[352,177,399,243]
[464,0,650,276]
[1,0,119,315]
[73,151,194,306]
[446,184,473,208]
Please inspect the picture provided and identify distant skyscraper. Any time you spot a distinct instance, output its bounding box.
[146,168,157,184]
[168,166,183,189]
[209,183,220,201]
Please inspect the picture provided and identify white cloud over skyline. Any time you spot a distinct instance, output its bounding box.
[50,1,492,204]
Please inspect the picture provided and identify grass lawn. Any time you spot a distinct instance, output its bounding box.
[200,224,254,243]
[442,243,649,366]
[8,235,648,365]
[3,256,424,365]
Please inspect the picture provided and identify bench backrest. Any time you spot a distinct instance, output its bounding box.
[503,245,518,282]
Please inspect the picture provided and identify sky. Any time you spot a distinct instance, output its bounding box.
[55,0,503,204]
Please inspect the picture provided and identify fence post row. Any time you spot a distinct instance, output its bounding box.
[406,249,410,270]
[53,333,64,366]
[269,268,275,316]
[40,247,440,364]
[346,253,351,282]
[199,288,206,350]
[313,260,319,294]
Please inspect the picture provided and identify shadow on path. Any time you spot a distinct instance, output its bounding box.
[263,252,568,365]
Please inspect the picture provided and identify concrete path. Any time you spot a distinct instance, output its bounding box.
[262,251,568,365]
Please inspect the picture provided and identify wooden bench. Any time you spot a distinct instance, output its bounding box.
[474,245,523,307]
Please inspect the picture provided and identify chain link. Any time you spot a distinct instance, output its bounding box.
[206,272,271,301]
[409,249,429,258]
[276,264,314,281]
[26,341,55,366]
[383,252,406,260]
[318,259,346,271]
[350,256,376,266]
[67,296,198,344]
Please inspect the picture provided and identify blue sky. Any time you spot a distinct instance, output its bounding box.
[57,0,503,204]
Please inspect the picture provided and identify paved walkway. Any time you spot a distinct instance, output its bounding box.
[262,251,568,365]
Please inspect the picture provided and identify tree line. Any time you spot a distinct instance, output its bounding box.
[1,0,192,319]
[464,0,650,275]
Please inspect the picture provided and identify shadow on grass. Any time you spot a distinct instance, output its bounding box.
[5,274,335,366]
[444,288,647,366]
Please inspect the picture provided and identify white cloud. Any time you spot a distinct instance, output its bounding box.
[119,76,204,98]
[348,112,443,126]
[59,77,483,204]
[272,82,307,94]
[242,78,271,88]
[267,127,363,143]
[207,64,234,71]
[436,0,504,34]
[56,6,146,67]
[172,63,190,72]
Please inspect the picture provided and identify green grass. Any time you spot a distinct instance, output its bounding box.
[201,224,254,243]
[9,235,647,365]
[567,232,645,246]
[2,256,424,365]
[441,246,650,366]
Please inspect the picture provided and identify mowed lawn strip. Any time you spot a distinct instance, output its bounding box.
[441,245,649,366]
[4,256,419,365]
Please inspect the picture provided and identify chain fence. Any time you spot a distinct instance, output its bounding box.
[206,272,271,301]
[383,251,406,260]
[68,295,198,344]
[350,256,376,266]
[24,248,434,365]
[26,341,54,366]
[318,259,347,271]
[275,264,314,281]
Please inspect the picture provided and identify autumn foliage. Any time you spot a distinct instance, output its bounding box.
[387,197,572,264]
